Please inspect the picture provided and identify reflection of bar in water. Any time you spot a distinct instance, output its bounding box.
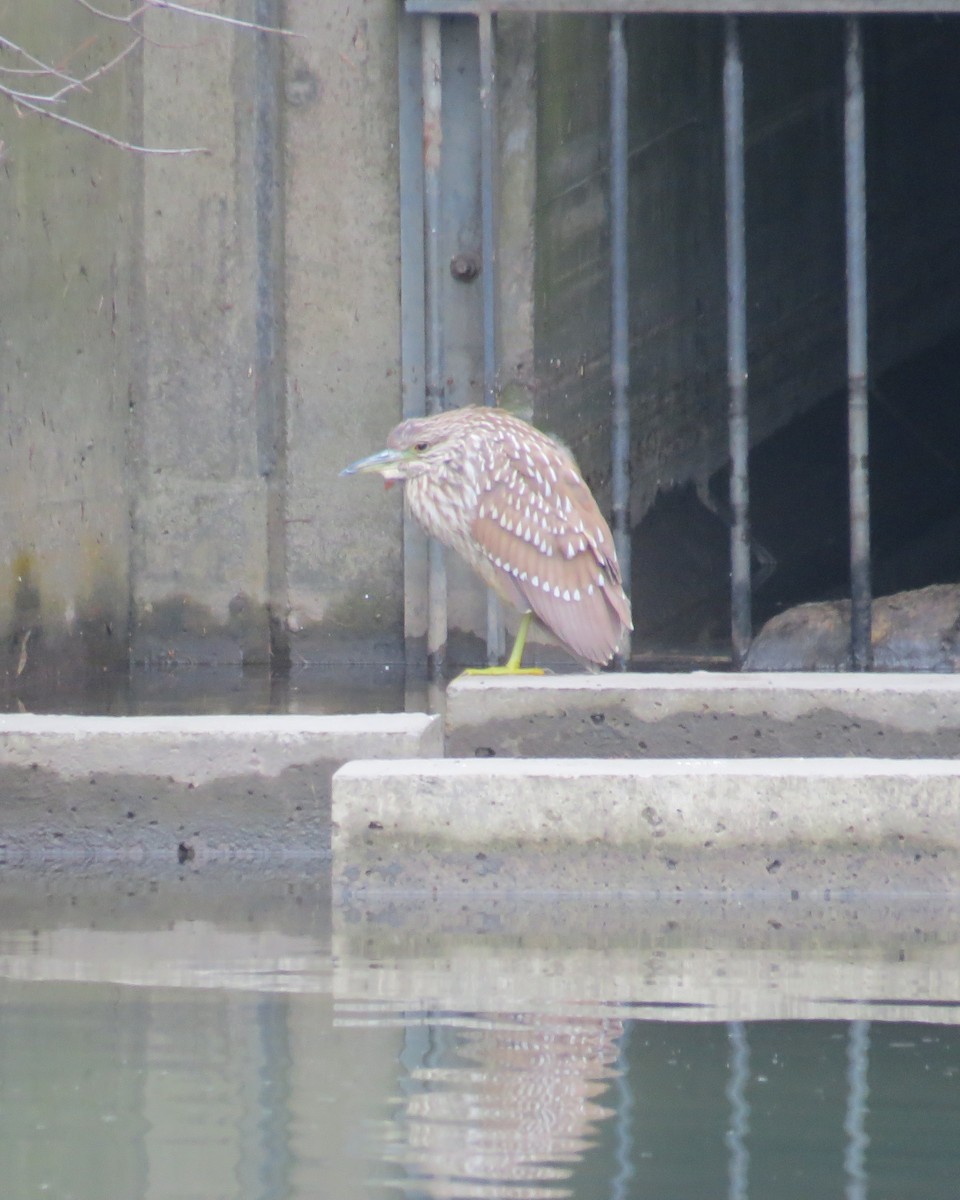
[383,1013,623,1199]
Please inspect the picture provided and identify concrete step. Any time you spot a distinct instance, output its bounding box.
[445,672,960,757]
[332,755,960,896]
[0,713,441,865]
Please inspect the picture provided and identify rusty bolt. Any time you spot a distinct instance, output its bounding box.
[450,252,481,282]
[285,66,319,107]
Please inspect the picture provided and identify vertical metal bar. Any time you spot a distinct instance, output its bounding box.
[398,8,429,684]
[845,15,872,670]
[253,1,289,668]
[843,1020,871,1200]
[478,13,499,411]
[724,14,752,670]
[422,15,447,680]
[478,11,504,664]
[611,1024,635,1200]
[725,1021,750,1200]
[609,13,632,669]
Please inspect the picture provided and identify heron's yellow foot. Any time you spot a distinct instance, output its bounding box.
[462,665,546,676]
[461,612,546,676]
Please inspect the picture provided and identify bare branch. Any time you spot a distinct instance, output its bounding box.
[74,0,302,39]
[1,36,141,108]
[145,0,301,38]
[8,92,210,155]
[0,85,70,105]
[56,34,140,100]
[0,35,86,89]
[2,0,299,154]
[73,0,148,22]
[0,63,79,78]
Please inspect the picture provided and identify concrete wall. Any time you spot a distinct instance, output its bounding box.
[0,0,407,685]
[0,1,135,682]
[133,3,273,666]
[133,0,406,667]
[283,1,404,665]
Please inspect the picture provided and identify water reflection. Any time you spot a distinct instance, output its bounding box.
[844,1020,870,1200]
[725,1022,750,1200]
[345,1011,960,1200]
[2,887,960,1199]
[379,1013,622,1198]
[1,987,959,1200]
[0,663,411,716]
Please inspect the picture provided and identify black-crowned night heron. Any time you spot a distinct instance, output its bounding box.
[341,406,633,672]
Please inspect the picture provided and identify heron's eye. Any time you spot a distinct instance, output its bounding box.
[414,441,430,452]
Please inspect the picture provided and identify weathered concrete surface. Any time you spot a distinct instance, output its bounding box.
[334,893,960,1023]
[745,583,960,672]
[133,4,276,665]
[0,1,134,683]
[0,713,440,865]
[445,671,960,758]
[282,1,405,664]
[332,756,960,895]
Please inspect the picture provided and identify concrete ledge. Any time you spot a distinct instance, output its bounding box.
[0,713,441,865]
[445,672,960,757]
[332,756,960,895]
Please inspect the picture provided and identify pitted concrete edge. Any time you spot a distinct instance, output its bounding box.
[445,672,960,757]
[332,756,960,895]
[0,713,442,783]
[0,713,441,865]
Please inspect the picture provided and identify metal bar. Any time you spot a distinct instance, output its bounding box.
[479,13,499,411]
[609,13,632,669]
[723,14,752,669]
[407,1,960,15]
[398,7,430,679]
[253,1,289,667]
[422,14,448,680]
[478,10,505,664]
[845,14,872,670]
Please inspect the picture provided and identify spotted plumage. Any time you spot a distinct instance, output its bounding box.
[341,406,632,668]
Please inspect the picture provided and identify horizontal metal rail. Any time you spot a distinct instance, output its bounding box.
[408,1,960,14]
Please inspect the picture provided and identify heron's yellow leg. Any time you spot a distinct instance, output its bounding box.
[462,611,546,676]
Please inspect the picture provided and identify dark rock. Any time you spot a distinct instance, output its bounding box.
[745,582,960,671]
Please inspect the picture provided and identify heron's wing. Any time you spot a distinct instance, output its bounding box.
[471,440,632,665]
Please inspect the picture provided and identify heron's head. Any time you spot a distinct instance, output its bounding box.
[340,412,471,484]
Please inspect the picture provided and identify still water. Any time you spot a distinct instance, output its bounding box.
[0,875,957,1199]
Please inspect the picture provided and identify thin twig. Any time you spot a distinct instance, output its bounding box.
[10,94,210,155]
[55,35,140,100]
[3,0,297,154]
[0,64,76,77]
[0,85,69,105]
[0,35,85,88]
[73,0,149,22]
[0,37,139,107]
[53,33,100,77]
[146,0,301,38]
[75,0,301,39]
